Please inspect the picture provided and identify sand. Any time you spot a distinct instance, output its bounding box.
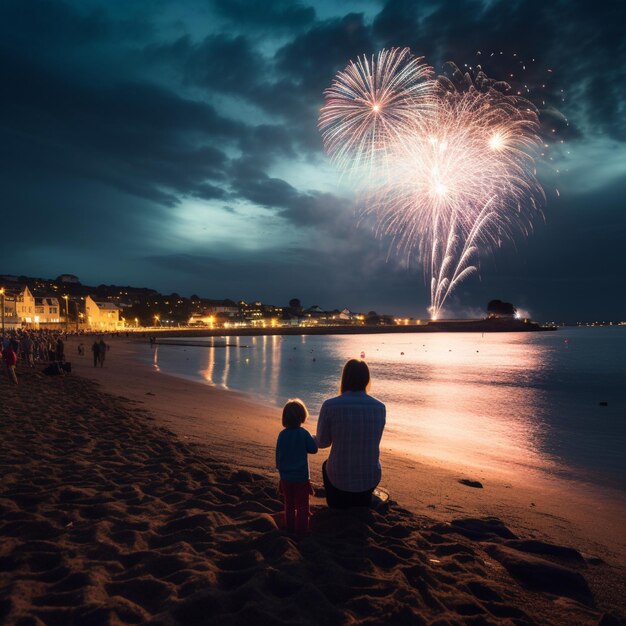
[1,337,625,625]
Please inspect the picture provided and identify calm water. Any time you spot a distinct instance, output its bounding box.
[149,328,626,489]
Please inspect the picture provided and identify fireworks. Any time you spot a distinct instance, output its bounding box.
[319,53,546,318]
[318,48,434,178]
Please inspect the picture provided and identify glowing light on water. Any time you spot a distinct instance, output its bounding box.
[319,50,546,318]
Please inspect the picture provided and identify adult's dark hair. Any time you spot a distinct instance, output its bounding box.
[340,359,371,393]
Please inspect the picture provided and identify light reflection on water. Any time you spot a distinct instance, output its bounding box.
[151,328,626,488]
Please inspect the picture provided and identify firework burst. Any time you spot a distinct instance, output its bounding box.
[320,52,546,318]
[319,47,434,178]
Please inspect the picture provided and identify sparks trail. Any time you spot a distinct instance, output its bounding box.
[319,51,546,318]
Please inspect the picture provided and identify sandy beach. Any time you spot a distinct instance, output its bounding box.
[1,336,625,625]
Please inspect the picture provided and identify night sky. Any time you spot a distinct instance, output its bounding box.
[1,0,624,320]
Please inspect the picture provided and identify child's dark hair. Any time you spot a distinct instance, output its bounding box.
[282,398,308,429]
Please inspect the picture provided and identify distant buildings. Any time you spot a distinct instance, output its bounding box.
[0,285,61,328]
[85,296,123,331]
[0,277,123,331]
[34,297,61,324]
[0,273,406,331]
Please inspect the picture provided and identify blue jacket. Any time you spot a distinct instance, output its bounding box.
[276,427,318,482]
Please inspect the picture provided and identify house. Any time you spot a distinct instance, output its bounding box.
[85,295,123,330]
[304,305,325,317]
[338,307,353,321]
[188,313,217,327]
[34,296,61,325]
[0,285,37,328]
[0,288,18,330]
[15,286,36,324]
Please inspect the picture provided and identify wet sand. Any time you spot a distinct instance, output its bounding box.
[1,338,625,625]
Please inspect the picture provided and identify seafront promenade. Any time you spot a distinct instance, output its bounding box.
[142,318,554,340]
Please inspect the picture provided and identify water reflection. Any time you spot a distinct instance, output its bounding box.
[151,330,626,484]
[312,334,549,475]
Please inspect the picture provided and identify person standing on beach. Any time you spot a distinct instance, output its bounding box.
[22,334,34,368]
[91,341,100,367]
[276,399,318,533]
[316,359,386,509]
[55,337,65,362]
[4,340,18,385]
[98,339,107,367]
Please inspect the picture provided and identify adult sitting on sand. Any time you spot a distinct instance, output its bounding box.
[316,359,386,508]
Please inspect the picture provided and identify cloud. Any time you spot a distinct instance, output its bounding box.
[0,44,239,207]
[1,0,112,49]
[275,13,374,97]
[145,33,263,97]
[147,238,420,312]
[212,0,316,31]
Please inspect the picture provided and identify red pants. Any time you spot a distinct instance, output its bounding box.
[279,480,314,533]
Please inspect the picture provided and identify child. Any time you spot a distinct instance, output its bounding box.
[275,399,318,533]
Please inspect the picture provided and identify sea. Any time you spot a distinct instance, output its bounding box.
[148,327,626,490]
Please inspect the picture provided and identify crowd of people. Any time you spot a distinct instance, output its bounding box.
[1,329,111,384]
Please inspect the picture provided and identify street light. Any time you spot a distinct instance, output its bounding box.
[63,295,69,335]
[0,287,5,344]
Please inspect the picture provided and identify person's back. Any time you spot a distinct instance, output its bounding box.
[316,358,386,508]
[56,338,64,362]
[318,391,385,492]
[3,344,17,367]
[276,426,318,482]
[4,343,18,384]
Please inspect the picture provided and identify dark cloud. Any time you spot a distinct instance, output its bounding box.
[239,124,297,160]
[1,0,112,49]
[229,157,352,228]
[276,13,374,96]
[212,0,316,31]
[145,33,262,97]
[0,44,236,207]
[372,0,421,48]
[193,182,227,201]
[147,238,416,312]
[472,174,626,320]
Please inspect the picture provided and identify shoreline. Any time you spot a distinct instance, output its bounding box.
[133,318,555,339]
[72,336,626,563]
[2,341,625,624]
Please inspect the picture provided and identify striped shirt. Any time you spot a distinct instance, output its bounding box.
[316,391,386,492]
